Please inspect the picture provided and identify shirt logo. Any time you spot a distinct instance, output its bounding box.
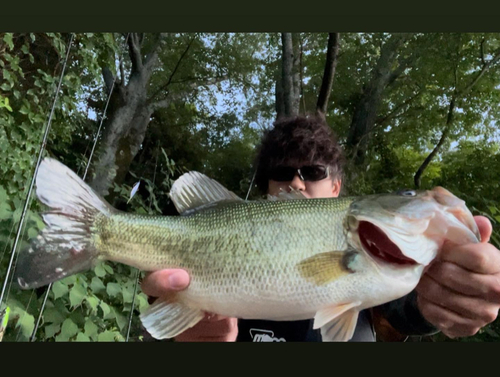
[249,328,286,342]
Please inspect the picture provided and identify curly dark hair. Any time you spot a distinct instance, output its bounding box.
[254,115,345,194]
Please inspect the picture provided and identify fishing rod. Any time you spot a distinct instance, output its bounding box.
[0,33,74,341]
[30,33,132,341]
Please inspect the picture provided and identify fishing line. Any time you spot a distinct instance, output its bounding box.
[4,218,30,305]
[31,33,131,341]
[83,33,131,181]
[245,170,257,201]
[0,35,75,329]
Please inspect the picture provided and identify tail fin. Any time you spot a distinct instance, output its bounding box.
[15,158,114,289]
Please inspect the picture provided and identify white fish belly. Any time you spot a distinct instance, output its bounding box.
[178,261,421,321]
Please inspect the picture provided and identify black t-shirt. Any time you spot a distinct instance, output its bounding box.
[236,309,375,342]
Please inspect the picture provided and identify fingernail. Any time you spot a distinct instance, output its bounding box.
[168,272,186,290]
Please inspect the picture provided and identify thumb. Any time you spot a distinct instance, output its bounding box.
[141,269,190,297]
[474,216,492,243]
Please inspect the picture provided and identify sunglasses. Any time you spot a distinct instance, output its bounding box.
[269,165,330,182]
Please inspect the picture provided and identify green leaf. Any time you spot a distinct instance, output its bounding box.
[69,282,86,308]
[0,201,12,220]
[56,318,78,341]
[103,263,114,275]
[3,69,13,85]
[15,312,35,340]
[122,284,134,304]
[27,227,38,239]
[3,97,12,112]
[3,33,14,50]
[51,281,69,300]
[43,307,67,325]
[99,301,112,319]
[106,282,122,298]
[136,294,149,313]
[84,319,98,340]
[76,333,91,341]
[94,263,106,277]
[44,323,61,338]
[60,275,77,286]
[29,212,45,230]
[90,277,106,294]
[111,307,127,331]
[97,330,119,342]
[85,296,99,312]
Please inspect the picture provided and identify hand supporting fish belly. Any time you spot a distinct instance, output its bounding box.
[15,158,482,341]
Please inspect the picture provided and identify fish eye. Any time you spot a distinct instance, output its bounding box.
[397,189,416,197]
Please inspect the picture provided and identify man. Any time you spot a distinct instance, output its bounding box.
[142,116,500,341]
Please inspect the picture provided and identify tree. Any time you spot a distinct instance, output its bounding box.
[89,33,264,197]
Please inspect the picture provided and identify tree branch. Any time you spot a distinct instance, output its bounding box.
[316,33,340,117]
[282,33,293,117]
[480,38,486,66]
[144,33,168,70]
[300,36,306,114]
[102,66,115,94]
[148,76,228,112]
[460,47,500,96]
[168,75,228,85]
[375,89,422,126]
[128,33,143,71]
[386,55,414,88]
[149,35,195,101]
[414,104,454,188]
[120,59,125,84]
[414,42,500,188]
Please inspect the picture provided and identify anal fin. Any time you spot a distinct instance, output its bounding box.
[314,301,361,342]
[140,298,205,339]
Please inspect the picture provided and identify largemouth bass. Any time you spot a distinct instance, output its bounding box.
[15,158,480,341]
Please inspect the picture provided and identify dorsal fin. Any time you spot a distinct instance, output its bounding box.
[169,171,243,215]
[267,187,307,201]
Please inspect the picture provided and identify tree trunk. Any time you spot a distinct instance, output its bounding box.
[316,33,340,117]
[346,34,409,166]
[89,33,161,196]
[90,72,153,196]
[277,33,301,119]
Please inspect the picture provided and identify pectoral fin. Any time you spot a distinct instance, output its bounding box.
[314,301,361,342]
[297,251,356,286]
[140,298,205,339]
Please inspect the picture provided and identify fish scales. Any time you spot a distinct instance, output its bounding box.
[94,199,354,318]
[15,158,481,340]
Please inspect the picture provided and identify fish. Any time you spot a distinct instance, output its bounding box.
[14,158,481,341]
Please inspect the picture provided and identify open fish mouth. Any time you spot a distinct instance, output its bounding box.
[358,221,417,266]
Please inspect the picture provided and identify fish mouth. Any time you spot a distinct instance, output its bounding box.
[358,221,417,266]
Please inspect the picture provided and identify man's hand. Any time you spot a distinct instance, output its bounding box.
[141,269,238,342]
[416,216,500,338]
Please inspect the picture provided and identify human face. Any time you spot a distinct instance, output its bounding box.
[267,165,341,199]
